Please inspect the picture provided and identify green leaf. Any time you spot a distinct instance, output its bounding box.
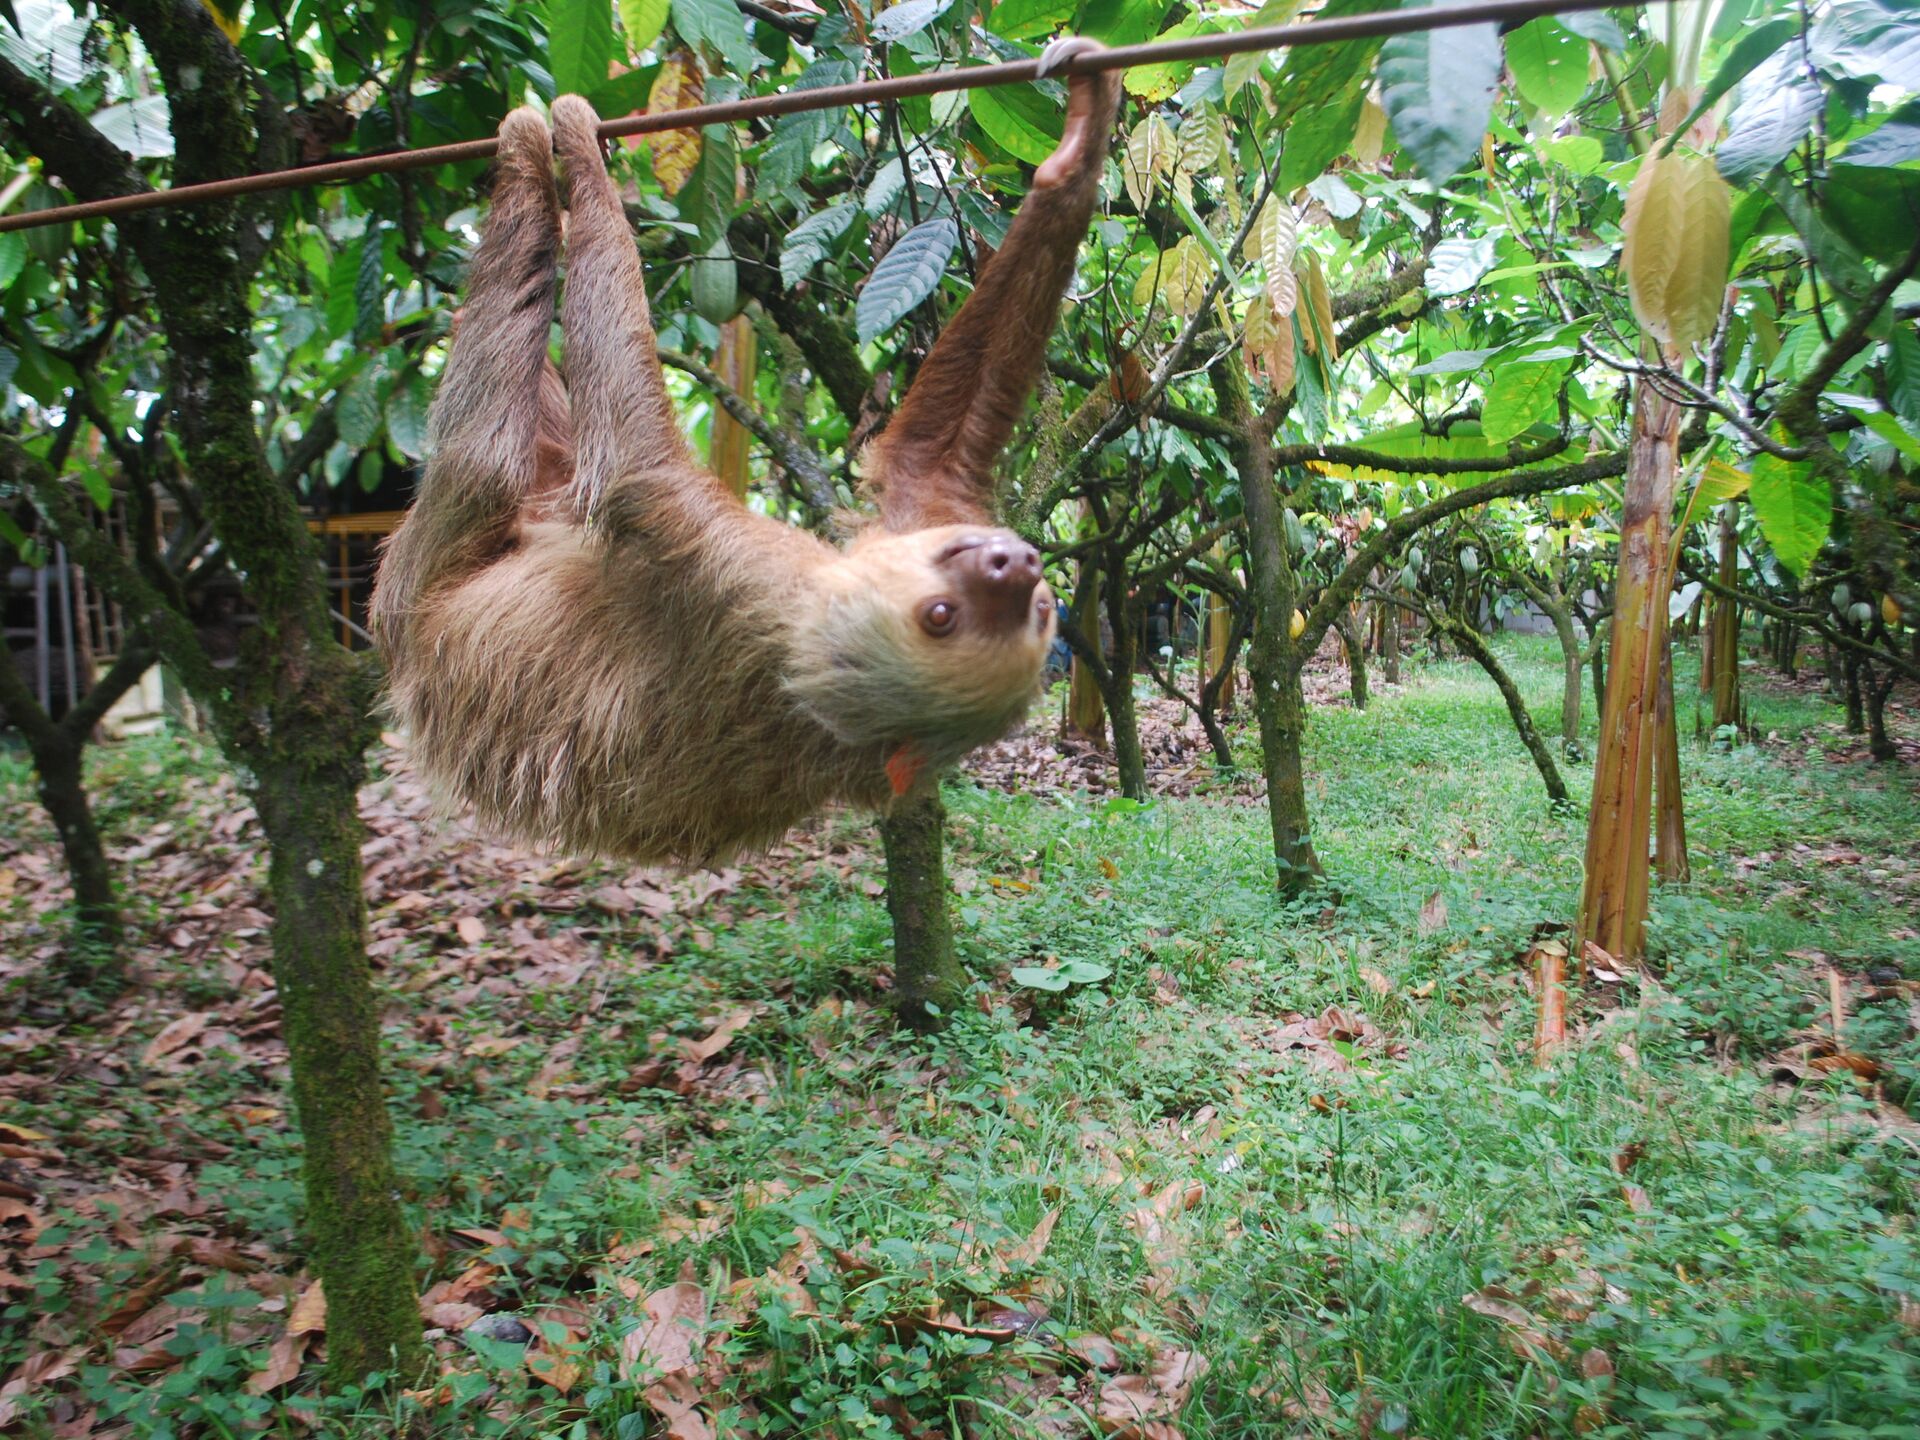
[1079,0,1173,47]
[619,0,670,54]
[77,460,112,510]
[338,363,386,449]
[1840,105,1920,167]
[1505,18,1589,117]
[1887,326,1920,431]
[689,235,739,324]
[1558,10,1626,50]
[1717,68,1823,183]
[385,374,431,460]
[1822,165,1920,264]
[987,0,1076,41]
[1278,87,1362,190]
[780,203,859,288]
[872,0,952,43]
[546,0,616,97]
[856,217,958,344]
[1862,410,1920,465]
[353,228,385,346]
[1748,451,1829,576]
[1376,0,1501,181]
[671,0,755,73]
[680,123,738,247]
[1425,236,1495,296]
[1480,358,1568,444]
[969,81,1062,165]
[1542,134,1604,174]
[1692,458,1751,508]
[0,231,25,290]
[1811,2,1920,91]
[0,509,42,566]
[1407,344,1507,376]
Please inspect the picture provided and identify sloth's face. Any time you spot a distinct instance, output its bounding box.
[788,525,1056,759]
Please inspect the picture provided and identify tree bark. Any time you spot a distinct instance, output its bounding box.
[1653,647,1690,883]
[254,736,421,1383]
[1099,571,1147,800]
[1335,612,1369,710]
[1216,356,1321,890]
[1577,385,1681,963]
[879,789,964,1029]
[1707,503,1741,735]
[1205,577,1236,714]
[1379,586,1402,685]
[1843,647,1865,733]
[1066,561,1108,745]
[1866,662,1897,762]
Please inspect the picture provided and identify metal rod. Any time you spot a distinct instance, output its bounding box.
[0,0,1619,234]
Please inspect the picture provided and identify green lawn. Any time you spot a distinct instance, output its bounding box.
[3,636,1917,1438]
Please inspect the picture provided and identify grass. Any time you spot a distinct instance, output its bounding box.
[2,635,1917,1439]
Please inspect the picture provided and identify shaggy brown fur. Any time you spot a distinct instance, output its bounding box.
[372,58,1120,864]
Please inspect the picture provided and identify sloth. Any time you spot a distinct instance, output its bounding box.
[371,50,1120,863]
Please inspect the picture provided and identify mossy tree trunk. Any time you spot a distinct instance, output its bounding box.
[0,5,424,1383]
[1066,560,1108,745]
[1212,358,1321,891]
[1653,648,1690,883]
[1378,583,1402,685]
[879,789,964,1029]
[1097,559,1147,800]
[1335,611,1368,711]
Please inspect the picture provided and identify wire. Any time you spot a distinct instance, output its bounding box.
[0,0,1618,234]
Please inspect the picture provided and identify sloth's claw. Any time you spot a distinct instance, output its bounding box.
[1034,35,1104,80]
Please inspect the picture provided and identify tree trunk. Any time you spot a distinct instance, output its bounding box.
[1708,503,1741,735]
[1866,663,1897,762]
[1539,602,1583,756]
[1444,619,1568,805]
[1100,573,1147,800]
[708,314,757,501]
[1380,587,1402,685]
[1335,612,1369,711]
[1843,648,1865,733]
[1066,564,1108,745]
[0,650,127,982]
[879,788,963,1029]
[1653,648,1690,883]
[1577,385,1681,964]
[253,746,423,1384]
[1205,580,1236,715]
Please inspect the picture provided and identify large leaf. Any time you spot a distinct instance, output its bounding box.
[1748,451,1829,576]
[780,203,858,288]
[1376,0,1501,181]
[1079,0,1173,47]
[1622,147,1730,353]
[671,0,755,73]
[1821,164,1920,264]
[1692,458,1751,508]
[856,217,958,344]
[546,0,616,97]
[88,95,174,158]
[1278,87,1362,190]
[871,0,953,44]
[1840,103,1920,167]
[988,0,1077,41]
[969,81,1062,165]
[1811,0,1920,91]
[384,374,432,461]
[1425,236,1496,296]
[1887,325,1920,431]
[1717,65,1824,183]
[619,0,670,54]
[1271,0,1395,128]
[646,52,704,196]
[1122,114,1176,211]
[1505,18,1589,117]
[1480,358,1569,444]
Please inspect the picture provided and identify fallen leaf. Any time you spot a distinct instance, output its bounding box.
[456,915,487,945]
[1097,1348,1208,1438]
[623,1277,707,1378]
[683,1008,757,1064]
[1418,890,1447,934]
[143,1013,210,1065]
[244,1331,310,1395]
[287,1279,326,1336]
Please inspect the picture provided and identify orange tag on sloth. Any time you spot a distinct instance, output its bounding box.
[885,745,927,797]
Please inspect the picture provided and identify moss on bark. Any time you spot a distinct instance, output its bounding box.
[880,789,965,1030]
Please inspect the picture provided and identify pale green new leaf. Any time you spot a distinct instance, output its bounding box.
[1749,452,1829,576]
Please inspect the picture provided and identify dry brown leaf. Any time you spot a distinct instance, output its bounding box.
[1358,966,1393,997]
[143,1013,211,1065]
[623,1278,707,1378]
[683,1008,758,1064]
[1097,1348,1208,1438]
[287,1279,326,1336]
[1000,1208,1060,1270]
[644,1370,717,1440]
[1463,1288,1566,1361]
[0,1347,82,1426]
[455,915,487,944]
[1418,890,1447,934]
[526,1346,582,1394]
[244,1331,310,1395]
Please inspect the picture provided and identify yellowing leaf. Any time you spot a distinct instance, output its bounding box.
[1244,296,1296,394]
[1122,114,1176,214]
[1351,94,1387,165]
[646,53,705,197]
[1621,147,1731,355]
[1246,195,1298,316]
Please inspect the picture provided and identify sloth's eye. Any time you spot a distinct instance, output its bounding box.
[920,599,959,637]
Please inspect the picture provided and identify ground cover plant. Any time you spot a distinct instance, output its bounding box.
[3,638,1916,1438]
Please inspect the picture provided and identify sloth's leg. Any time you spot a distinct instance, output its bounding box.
[550,94,694,520]
[428,106,563,494]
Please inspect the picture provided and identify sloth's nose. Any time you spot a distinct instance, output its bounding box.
[955,531,1043,627]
